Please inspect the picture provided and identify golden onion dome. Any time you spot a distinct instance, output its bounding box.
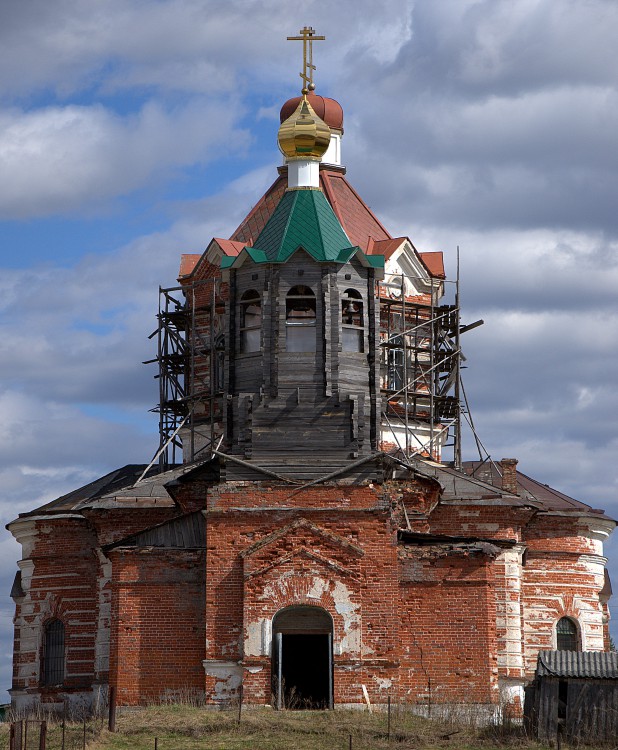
[277,95,331,161]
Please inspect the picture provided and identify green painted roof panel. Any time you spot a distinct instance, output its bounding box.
[252,189,357,263]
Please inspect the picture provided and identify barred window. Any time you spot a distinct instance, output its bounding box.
[42,619,65,685]
[556,617,579,651]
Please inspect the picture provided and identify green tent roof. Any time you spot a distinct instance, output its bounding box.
[250,188,358,264]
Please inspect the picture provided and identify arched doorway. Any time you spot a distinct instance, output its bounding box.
[272,605,333,709]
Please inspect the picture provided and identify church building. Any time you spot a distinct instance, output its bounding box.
[8,30,614,714]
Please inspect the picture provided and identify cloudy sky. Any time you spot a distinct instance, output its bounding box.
[1,0,617,702]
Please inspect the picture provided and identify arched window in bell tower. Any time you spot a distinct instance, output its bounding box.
[341,288,364,352]
[240,290,261,353]
[286,285,316,352]
[556,616,580,651]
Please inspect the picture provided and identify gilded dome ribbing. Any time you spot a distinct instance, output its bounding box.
[278,95,331,161]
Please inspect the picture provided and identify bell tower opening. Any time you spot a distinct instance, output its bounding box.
[272,605,333,709]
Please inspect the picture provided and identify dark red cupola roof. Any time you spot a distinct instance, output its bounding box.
[280,93,344,133]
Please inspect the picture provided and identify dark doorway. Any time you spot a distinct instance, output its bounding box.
[272,606,333,710]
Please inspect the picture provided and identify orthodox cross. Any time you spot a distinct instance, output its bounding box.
[287,26,325,93]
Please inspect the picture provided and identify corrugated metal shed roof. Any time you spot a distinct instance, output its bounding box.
[536,650,618,679]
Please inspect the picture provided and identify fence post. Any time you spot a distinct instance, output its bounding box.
[39,721,47,750]
[108,686,116,733]
[82,718,86,750]
[61,704,66,750]
[237,684,243,724]
[387,695,391,740]
[10,722,15,750]
[23,720,28,750]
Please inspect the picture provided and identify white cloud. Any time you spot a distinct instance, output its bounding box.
[0,99,250,219]
[1,0,618,701]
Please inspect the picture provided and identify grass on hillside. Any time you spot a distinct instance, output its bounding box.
[82,704,548,750]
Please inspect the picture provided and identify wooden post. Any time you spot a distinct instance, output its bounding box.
[154,738,158,750]
[108,686,116,733]
[237,684,243,724]
[348,734,352,750]
[82,718,86,750]
[387,695,391,741]
[23,719,28,750]
[39,721,47,750]
[9,722,15,750]
[61,704,66,750]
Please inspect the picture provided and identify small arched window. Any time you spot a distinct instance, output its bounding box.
[42,619,65,686]
[341,288,364,352]
[286,286,316,352]
[556,617,579,651]
[240,290,261,353]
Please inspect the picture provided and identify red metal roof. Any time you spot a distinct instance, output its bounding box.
[179,254,201,277]
[419,251,446,279]
[369,238,405,261]
[229,168,392,254]
[320,169,391,251]
[215,238,245,256]
[184,168,445,282]
[230,175,288,246]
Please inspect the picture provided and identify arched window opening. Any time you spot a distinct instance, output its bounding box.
[341,288,364,353]
[240,290,261,353]
[286,286,316,353]
[42,619,65,686]
[556,617,579,651]
[213,335,225,393]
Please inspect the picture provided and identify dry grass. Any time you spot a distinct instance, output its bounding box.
[74,704,549,750]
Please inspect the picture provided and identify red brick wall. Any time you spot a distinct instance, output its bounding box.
[109,548,205,705]
[12,517,101,695]
[399,548,498,704]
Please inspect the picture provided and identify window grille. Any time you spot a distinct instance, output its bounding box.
[42,619,65,685]
[556,617,579,651]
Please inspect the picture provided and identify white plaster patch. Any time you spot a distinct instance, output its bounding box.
[332,580,361,656]
[203,660,243,704]
[375,677,392,691]
[245,618,271,657]
[307,577,329,600]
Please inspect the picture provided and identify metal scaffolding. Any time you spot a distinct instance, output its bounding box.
[378,274,461,465]
[148,272,466,471]
[145,278,225,469]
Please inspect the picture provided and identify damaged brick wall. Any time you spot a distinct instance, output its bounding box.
[109,548,206,705]
[398,543,498,704]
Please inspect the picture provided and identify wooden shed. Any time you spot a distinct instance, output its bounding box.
[525,650,618,742]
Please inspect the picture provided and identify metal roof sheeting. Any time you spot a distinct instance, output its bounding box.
[536,650,618,679]
[251,188,356,264]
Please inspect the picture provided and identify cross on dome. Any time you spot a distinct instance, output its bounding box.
[286,25,325,94]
